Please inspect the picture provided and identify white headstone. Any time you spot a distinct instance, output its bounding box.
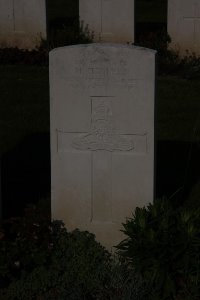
[79,0,134,43]
[50,44,155,250]
[168,0,200,56]
[0,0,46,49]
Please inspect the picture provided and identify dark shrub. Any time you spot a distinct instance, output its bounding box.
[0,20,93,65]
[0,205,110,299]
[47,19,94,49]
[0,204,150,300]
[116,198,200,300]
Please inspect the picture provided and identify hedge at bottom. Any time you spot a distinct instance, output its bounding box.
[0,206,150,300]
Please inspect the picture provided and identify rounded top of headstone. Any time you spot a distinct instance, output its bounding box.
[49,43,157,56]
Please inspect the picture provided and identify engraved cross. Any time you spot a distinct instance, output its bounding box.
[70,96,146,223]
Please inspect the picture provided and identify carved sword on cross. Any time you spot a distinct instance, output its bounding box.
[70,97,146,223]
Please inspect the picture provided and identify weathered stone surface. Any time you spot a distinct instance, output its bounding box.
[50,44,155,250]
[168,0,200,56]
[79,0,134,43]
[0,0,46,49]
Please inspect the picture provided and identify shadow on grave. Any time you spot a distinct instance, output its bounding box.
[156,140,200,208]
[1,133,50,219]
[1,135,200,219]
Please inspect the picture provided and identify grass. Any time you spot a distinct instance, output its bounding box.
[0,65,49,155]
[157,76,200,141]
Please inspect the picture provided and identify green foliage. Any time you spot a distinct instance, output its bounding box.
[136,27,200,78]
[0,19,93,65]
[1,200,200,299]
[135,28,182,75]
[116,198,200,300]
[103,260,153,300]
[0,214,108,299]
[0,205,149,300]
[178,54,200,80]
[136,28,171,54]
[159,49,200,78]
[47,19,94,50]
[0,48,48,65]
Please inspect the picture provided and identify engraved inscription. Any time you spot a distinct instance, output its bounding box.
[72,98,134,151]
[67,47,141,90]
[88,67,108,79]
